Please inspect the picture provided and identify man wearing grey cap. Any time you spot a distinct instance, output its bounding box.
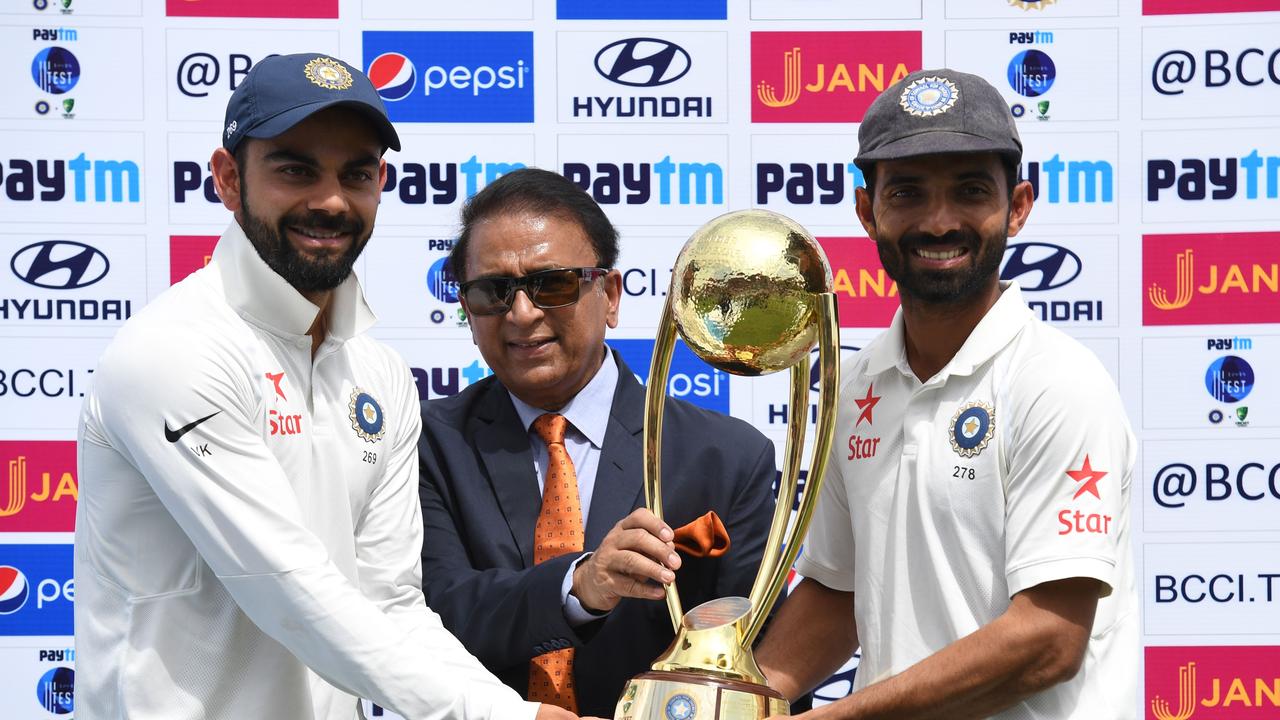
[755,69,1138,718]
[75,53,573,720]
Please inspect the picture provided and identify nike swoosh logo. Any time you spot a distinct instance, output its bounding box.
[164,411,221,443]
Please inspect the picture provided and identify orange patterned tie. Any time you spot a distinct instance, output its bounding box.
[528,413,582,712]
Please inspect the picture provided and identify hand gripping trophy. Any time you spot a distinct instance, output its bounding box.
[617,210,839,720]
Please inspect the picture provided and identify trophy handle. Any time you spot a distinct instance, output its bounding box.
[644,293,685,632]
[742,293,840,648]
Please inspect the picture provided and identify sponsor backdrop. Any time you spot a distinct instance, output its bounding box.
[1,0,1277,716]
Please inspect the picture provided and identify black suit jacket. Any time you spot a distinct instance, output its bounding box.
[418,351,777,716]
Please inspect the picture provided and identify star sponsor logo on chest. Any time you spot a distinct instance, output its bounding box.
[349,388,385,443]
[847,383,881,460]
[950,401,995,458]
[265,371,303,438]
[1057,454,1112,536]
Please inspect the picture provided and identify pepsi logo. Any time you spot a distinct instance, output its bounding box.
[0,566,30,615]
[367,52,417,102]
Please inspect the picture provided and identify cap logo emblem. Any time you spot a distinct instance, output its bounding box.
[225,119,237,139]
[899,76,959,118]
[305,57,353,91]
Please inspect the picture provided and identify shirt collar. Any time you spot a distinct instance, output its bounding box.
[213,221,377,341]
[509,345,618,449]
[862,281,1033,380]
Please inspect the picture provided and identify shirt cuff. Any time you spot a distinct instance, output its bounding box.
[1006,556,1116,599]
[562,553,610,626]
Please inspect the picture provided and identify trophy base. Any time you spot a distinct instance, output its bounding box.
[614,671,789,720]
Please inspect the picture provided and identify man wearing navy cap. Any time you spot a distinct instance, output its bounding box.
[755,69,1138,718]
[75,53,569,720]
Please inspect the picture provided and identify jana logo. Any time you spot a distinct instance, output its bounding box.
[1204,355,1254,403]
[10,240,109,290]
[31,46,79,95]
[1000,242,1081,291]
[594,38,691,88]
[37,667,74,715]
[0,566,30,615]
[1008,49,1055,97]
[367,52,416,102]
[426,256,459,304]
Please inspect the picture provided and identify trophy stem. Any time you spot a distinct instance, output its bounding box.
[745,359,808,623]
[742,294,840,647]
[644,295,684,632]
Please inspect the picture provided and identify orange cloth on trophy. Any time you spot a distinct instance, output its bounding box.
[672,510,731,558]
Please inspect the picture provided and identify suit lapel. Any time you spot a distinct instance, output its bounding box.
[585,352,647,549]
[473,382,542,567]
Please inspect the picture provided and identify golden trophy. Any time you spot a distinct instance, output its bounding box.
[615,210,840,720]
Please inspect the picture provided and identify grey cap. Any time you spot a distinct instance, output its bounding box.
[854,68,1020,172]
[222,53,400,155]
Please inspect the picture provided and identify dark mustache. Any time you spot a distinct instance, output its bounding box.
[281,212,363,236]
[900,229,981,250]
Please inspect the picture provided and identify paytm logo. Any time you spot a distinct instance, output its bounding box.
[564,157,723,206]
[2,153,140,204]
[1022,154,1113,204]
[0,544,73,636]
[385,155,525,206]
[557,0,725,19]
[1148,149,1280,202]
[756,161,865,205]
[611,339,729,414]
[412,361,492,401]
[363,32,533,123]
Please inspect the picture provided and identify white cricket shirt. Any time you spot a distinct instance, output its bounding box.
[798,283,1138,719]
[75,223,537,720]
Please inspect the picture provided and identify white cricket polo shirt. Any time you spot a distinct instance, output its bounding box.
[798,283,1138,719]
[76,223,535,720]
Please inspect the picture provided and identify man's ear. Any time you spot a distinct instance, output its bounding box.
[854,186,878,242]
[1006,179,1034,238]
[209,147,242,213]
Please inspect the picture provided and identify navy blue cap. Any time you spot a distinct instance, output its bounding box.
[222,53,400,154]
[854,68,1021,172]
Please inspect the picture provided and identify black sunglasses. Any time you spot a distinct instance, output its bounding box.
[459,267,610,316]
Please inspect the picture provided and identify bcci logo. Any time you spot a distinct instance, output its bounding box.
[349,389,386,443]
[899,76,958,118]
[950,401,995,458]
[664,694,696,720]
[305,57,353,91]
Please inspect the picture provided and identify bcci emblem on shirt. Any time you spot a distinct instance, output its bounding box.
[349,389,386,442]
[950,401,995,458]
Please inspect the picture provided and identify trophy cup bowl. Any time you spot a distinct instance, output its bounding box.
[616,210,840,720]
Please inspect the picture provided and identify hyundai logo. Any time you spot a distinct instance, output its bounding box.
[594,38,691,88]
[11,240,110,290]
[1000,242,1081,291]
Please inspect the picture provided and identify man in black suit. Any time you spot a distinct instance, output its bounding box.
[418,168,778,717]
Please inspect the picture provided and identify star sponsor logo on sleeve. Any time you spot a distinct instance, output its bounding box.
[1066,454,1106,500]
[950,401,994,458]
[1058,454,1112,536]
[349,388,385,443]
